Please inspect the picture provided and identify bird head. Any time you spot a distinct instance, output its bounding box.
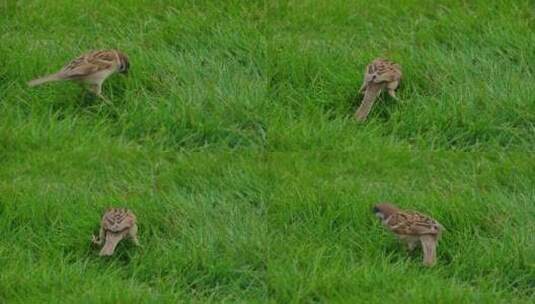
[372,203,399,222]
[117,51,130,74]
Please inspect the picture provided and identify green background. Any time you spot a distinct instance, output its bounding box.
[1,0,533,302]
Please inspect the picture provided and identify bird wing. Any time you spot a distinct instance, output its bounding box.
[368,59,402,83]
[102,208,135,233]
[60,50,115,77]
[388,212,441,236]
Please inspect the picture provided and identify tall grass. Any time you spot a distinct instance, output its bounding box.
[0,0,533,302]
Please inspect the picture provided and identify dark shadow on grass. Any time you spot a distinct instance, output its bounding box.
[382,242,422,264]
[344,83,401,121]
[78,91,99,107]
[90,242,140,265]
[343,90,361,119]
[372,95,399,122]
[107,81,128,103]
[344,90,400,122]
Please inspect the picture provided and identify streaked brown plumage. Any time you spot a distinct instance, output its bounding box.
[92,208,139,256]
[355,58,402,122]
[373,203,443,266]
[28,50,129,100]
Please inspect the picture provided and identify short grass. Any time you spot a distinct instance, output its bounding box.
[0,0,534,303]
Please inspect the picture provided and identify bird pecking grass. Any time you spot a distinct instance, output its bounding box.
[0,0,534,303]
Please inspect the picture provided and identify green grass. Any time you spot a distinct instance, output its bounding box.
[0,0,534,302]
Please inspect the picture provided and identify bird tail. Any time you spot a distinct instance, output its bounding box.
[355,83,382,122]
[420,235,438,267]
[99,233,123,256]
[27,73,62,87]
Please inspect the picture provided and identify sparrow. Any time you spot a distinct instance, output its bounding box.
[92,208,139,256]
[28,49,129,100]
[373,203,443,267]
[355,58,402,122]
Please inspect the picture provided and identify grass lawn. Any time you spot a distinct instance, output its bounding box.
[1,0,534,302]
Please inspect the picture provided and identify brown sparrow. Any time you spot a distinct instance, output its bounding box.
[373,203,443,266]
[355,58,402,122]
[92,208,139,256]
[28,50,129,100]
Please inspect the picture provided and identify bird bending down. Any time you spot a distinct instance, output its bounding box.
[373,203,443,266]
[28,49,129,101]
[92,208,139,256]
[355,58,401,122]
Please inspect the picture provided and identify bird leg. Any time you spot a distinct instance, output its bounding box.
[89,83,112,104]
[358,80,367,94]
[406,239,419,252]
[92,226,105,246]
[399,235,419,252]
[386,80,399,100]
[128,223,140,246]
